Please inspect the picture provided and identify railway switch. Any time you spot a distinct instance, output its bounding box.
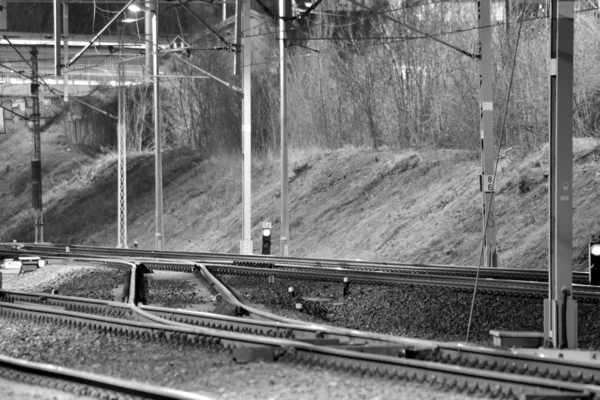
[262,222,271,255]
[590,234,600,286]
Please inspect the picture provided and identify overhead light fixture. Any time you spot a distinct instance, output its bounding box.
[128,3,153,13]
[121,17,144,23]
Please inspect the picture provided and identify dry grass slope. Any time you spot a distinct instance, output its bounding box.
[2,123,600,271]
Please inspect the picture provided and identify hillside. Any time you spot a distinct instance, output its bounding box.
[2,122,600,271]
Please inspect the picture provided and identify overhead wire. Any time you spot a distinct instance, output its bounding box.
[464,0,529,345]
[237,3,598,43]
[2,37,118,119]
[175,0,235,49]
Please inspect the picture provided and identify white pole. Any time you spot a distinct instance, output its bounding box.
[145,1,152,78]
[63,1,69,101]
[279,0,289,256]
[152,0,164,250]
[239,0,253,254]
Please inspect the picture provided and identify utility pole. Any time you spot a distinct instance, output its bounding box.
[545,0,576,348]
[239,0,253,254]
[117,59,127,248]
[145,1,151,77]
[30,47,43,243]
[152,0,164,250]
[53,0,61,76]
[0,0,6,30]
[478,0,497,267]
[279,0,289,256]
[63,0,69,102]
[234,0,242,75]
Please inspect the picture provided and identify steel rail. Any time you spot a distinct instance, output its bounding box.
[0,289,133,318]
[3,245,599,301]
[160,261,600,303]
[0,300,597,399]
[5,257,600,396]
[6,243,590,283]
[0,354,214,400]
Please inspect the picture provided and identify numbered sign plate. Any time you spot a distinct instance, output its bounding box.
[482,174,495,193]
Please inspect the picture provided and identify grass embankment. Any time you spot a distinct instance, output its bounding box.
[1,123,600,272]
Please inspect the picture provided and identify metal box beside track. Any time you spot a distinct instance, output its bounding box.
[489,330,544,348]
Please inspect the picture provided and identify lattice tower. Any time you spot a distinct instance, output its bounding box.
[117,29,128,248]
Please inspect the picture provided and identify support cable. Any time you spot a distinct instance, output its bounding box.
[0,104,31,121]
[176,0,234,49]
[347,0,479,58]
[465,0,528,344]
[3,37,118,120]
[67,0,138,68]
[254,0,277,20]
[175,55,242,92]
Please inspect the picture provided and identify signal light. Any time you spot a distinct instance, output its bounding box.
[262,222,271,255]
[590,235,600,286]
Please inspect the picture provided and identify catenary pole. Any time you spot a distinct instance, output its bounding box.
[240,0,253,254]
[545,0,576,348]
[53,0,61,76]
[31,47,43,243]
[63,1,69,101]
[478,0,497,267]
[117,58,128,248]
[0,0,6,30]
[152,0,164,250]
[145,1,152,77]
[279,0,289,256]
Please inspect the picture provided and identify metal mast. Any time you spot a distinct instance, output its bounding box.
[152,0,164,250]
[30,47,43,243]
[279,0,289,256]
[117,58,128,248]
[145,1,152,77]
[239,0,253,254]
[0,0,6,30]
[478,0,497,267]
[63,0,69,102]
[545,0,576,348]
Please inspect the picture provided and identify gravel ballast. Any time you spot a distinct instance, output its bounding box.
[0,318,488,400]
[3,263,125,300]
[0,265,490,399]
[219,274,600,348]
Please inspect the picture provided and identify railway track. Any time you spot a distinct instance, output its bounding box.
[1,257,600,399]
[0,353,214,400]
[2,290,599,399]
[3,243,599,304]
[4,242,591,284]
